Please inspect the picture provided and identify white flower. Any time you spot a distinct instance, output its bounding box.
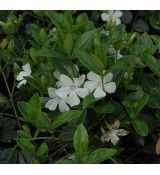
[55,74,89,107]
[84,71,116,98]
[116,50,123,60]
[54,65,79,88]
[101,30,110,37]
[101,10,123,25]
[108,46,123,62]
[45,87,70,112]
[16,63,32,88]
[49,27,56,34]
[101,120,128,145]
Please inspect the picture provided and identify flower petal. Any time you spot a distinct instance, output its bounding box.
[73,74,85,87]
[84,81,97,93]
[68,92,80,107]
[112,120,120,130]
[103,72,113,83]
[104,82,116,94]
[59,74,73,87]
[87,71,101,82]
[93,87,106,98]
[17,80,27,88]
[108,10,114,16]
[113,10,123,18]
[48,87,57,98]
[110,132,120,145]
[45,98,59,111]
[101,13,110,21]
[55,87,70,99]
[58,99,70,112]
[116,129,129,136]
[101,134,111,143]
[54,70,60,80]
[76,88,89,99]
[115,18,121,25]
[16,71,28,81]
[22,63,31,75]
[116,50,123,60]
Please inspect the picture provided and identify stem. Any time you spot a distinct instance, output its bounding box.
[109,157,118,164]
[0,112,17,118]
[0,65,21,128]
[29,137,59,141]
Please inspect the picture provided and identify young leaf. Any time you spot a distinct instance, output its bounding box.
[36,143,48,161]
[75,29,96,50]
[83,94,95,109]
[75,50,104,75]
[74,124,89,154]
[143,54,160,77]
[86,148,117,164]
[132,119,149,137]
[95,103,115,114]
[17,138,36,154]
[51,110,82,129]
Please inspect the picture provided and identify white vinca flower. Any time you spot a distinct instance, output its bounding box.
[84,71,116,99]
[55,74,89,107]
[101,10,123,25]
[101,120,129,145]
[116,50,123,61]
[45,87,70,112]
[16,63,32,88]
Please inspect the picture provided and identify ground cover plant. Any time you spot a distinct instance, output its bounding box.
[1,10,160,163]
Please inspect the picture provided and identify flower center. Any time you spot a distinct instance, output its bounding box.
[70,84,77,91]
[97,80,103,88]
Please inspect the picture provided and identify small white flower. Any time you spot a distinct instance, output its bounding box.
[16,63,32,88]
[84,71,116,99]
[56,74,89,107]
[49,27,56,34]
[45,87,70,112]
[108,46,123,62]
[101,120,128,145]
[116,50,123,60]
[101,10,123,25]
[101,30,110,37]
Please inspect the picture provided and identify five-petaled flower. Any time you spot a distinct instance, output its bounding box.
[101,120,128,145]
[101,10,123,25]
[84,71,116,98]
[55,74,89,107]
[45,87,70,112]
[16,63,32,88]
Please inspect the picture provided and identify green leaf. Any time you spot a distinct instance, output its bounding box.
[55,159,74,164]
[46,11,71,32]
[150,16,160,30]
[75,50,104,75]
[83,94,95,109]
[0,148,17,164]
[17,94,41,123]
[143,54,160,77]
[36,48,65,58]
[75,29,96,50]
[132,119,149,137]
[17,138,36,154]
[36,143,48,161]
[63,33,73,55]
[135,33,154,55]
[95,103,115,114]
[133,93,150,117]
[51,110,82,129]
[28,93,41,122]
[74,124,89,154]
[133,19,149,32]
[86,148,117,164]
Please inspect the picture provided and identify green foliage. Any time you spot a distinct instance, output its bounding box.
[1,10,160,164]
